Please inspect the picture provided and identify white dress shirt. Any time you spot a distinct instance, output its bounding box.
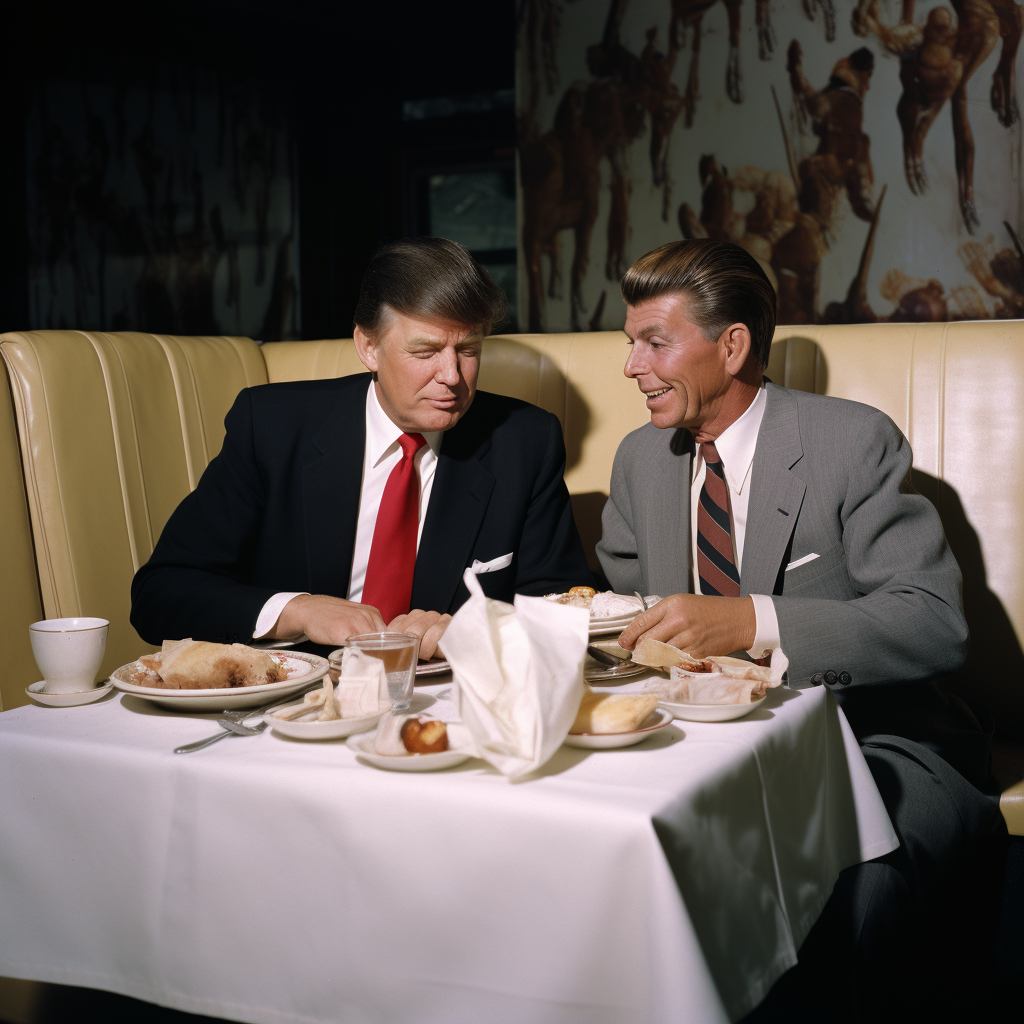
[254,382,442,638]
[689,386,781,659]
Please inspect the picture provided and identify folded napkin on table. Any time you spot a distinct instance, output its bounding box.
[336,648,391,716]
[439,568,588,779]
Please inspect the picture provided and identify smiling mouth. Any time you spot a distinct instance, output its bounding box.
[643,387,671,399]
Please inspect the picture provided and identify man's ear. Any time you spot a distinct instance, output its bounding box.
[722,323,753,376]
[353,326,379,373]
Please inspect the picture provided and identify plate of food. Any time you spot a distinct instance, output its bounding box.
[583,640,647,683]
[544,588,656,636]
[265,700,384,741]
[656,695,767,723]
[346,714,474,771]
[111,640,328,710]
[563,692,674,749]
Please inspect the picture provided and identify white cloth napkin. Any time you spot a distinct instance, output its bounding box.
[440,568,588,779]
[337,649,390,716]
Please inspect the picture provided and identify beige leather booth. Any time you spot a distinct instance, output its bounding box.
[2,326,1023,841]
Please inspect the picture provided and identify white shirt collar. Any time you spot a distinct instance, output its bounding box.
[365,382,443,468]
[696,385,767,496]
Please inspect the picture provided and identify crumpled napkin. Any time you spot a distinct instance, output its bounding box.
[337,648,390,716]
[439,568,588,779]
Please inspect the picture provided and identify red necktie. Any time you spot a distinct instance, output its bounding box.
[361,432,427,623]
[696,441,741,598]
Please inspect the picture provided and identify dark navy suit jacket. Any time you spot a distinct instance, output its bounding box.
[131,373,592,645]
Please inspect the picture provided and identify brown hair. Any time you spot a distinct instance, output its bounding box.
[353,237,507,337]
[621,240,777,368]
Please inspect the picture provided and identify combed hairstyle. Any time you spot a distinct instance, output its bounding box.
[353,237,507,337]
[621,240,777,368]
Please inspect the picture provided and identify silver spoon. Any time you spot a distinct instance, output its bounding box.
[174,717,267,754]
[634,591,650,612]
[586,644,625,667]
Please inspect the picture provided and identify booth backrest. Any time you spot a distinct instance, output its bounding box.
[264,324,1024,736]
[0,366,43,713]
[3,324,1022,738]
[0,331,268,688]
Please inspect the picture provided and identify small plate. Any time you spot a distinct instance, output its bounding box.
[563,707,673,749]
[26,680,114,707]
[658,694,767,722]
[265,704,383,741]
[346,728,472,771]
[110,651,329,710]
[416,658,451,677]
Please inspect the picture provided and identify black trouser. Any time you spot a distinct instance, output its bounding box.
[744,734,1002,1023]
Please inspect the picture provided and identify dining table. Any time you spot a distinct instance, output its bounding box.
[0,668,897,1024]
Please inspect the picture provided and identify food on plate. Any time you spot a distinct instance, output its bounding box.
[543,589,657,618]
[641,652,786,704]
[317,677,341,721]
[630,637,714,672]
[569,691,659,734]
[136,639,287,689]
[273,662,390,723]
[374,713,449,755]
[544,585,597,608]
[643,674,758,705]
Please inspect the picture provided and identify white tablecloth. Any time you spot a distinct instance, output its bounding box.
[0,679,896,1023]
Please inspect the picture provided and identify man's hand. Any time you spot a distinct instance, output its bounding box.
[617,594,756,658]
[273,594,386,645]
[387,609,452,661]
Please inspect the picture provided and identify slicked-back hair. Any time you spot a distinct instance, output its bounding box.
[621,240,777,369]
[353,237,507,338]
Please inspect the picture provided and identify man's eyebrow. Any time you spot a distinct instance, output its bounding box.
[634,325,663,340]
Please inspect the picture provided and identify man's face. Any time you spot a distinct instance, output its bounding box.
[623,292,732,434]
[355,311,482,433]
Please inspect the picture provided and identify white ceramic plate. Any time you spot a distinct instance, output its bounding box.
[416,658,451,677]
[265,704,383,741]
[563,707,674,749]
[26,680,114,707]
[588,614,639,636]
[110,651,329,710]
[658,694,767,722]
[346,729,472,771]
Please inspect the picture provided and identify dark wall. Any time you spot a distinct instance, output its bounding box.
[1,0,515,340]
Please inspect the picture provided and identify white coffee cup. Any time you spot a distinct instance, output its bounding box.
[30,618,109,693]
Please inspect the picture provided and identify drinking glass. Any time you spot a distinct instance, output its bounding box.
[338,632,420,711]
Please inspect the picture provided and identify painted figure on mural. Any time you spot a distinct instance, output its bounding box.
[854,0,1023,233]
[668,0,775,125]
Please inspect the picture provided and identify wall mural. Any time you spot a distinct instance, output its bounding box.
[517,0,1024,330]
[26,66,299,340]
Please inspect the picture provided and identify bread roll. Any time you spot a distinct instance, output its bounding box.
[570,692,659,734]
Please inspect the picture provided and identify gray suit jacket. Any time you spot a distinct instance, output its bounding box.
[597,382,968,688]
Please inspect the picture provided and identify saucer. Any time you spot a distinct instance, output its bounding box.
[27,680,114,707]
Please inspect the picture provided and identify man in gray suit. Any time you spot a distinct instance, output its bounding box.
[598,240,998,1017]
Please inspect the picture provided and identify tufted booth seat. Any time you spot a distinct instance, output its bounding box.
[2,325,1023,838]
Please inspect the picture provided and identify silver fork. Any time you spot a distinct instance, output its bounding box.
[174,717,267,755]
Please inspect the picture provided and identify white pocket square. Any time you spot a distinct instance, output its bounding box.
[785,553,820,571]
[471,552,514,574]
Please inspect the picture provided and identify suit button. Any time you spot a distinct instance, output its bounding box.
[810,672,824,685]
[824,670,838,685]
[839,672,852,685]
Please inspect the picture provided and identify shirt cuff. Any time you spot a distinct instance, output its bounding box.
[253,592,309,639]
[746,594,781,660]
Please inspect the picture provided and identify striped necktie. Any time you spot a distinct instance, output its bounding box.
[696,440,741,598]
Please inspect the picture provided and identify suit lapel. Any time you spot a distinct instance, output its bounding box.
[411,423,495,612]
[741,383,805,596]
[645,428,693,597]
[301,376,370,595]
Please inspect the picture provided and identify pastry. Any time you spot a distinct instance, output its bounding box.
[373,713,449,754]
[630,637,713,672]
[569,691,659,734]
[137,640,287,689]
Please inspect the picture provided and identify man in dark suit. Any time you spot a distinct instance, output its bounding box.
[598,239,999,1018]
[131,238,592,656]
